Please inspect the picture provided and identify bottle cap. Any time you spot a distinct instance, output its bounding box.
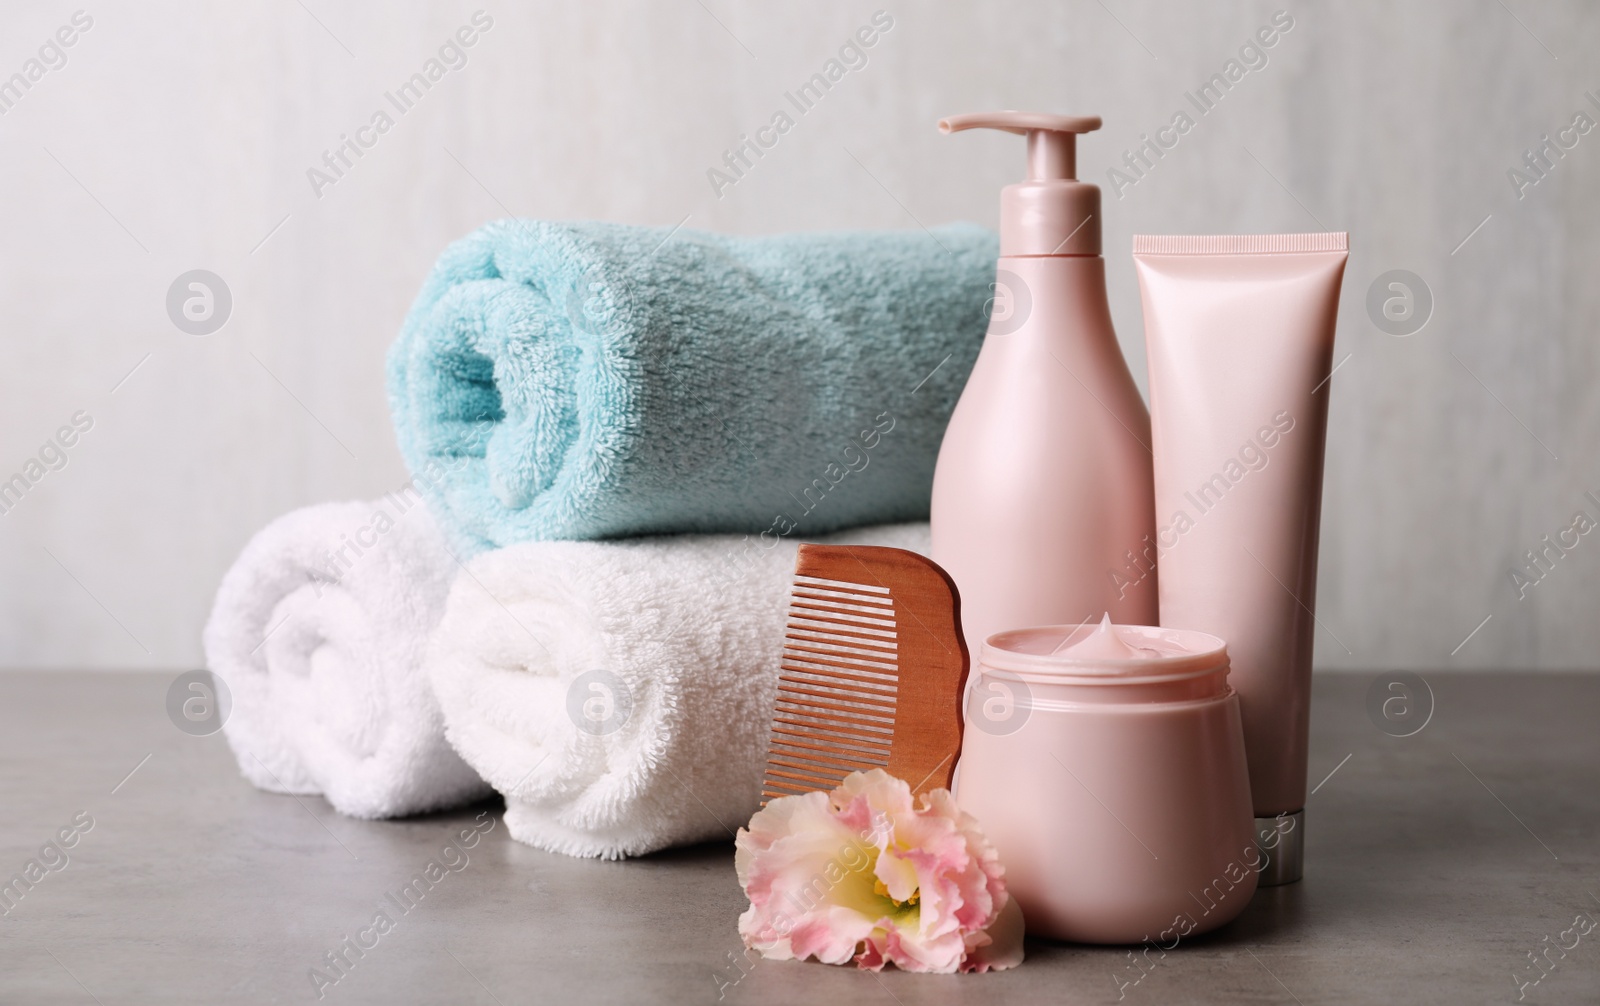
[939,111,1103,257]
[1254,810,1305,886]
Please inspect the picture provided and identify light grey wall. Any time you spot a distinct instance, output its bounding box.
[1,0,1596,670]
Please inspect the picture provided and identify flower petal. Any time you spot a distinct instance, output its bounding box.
[962,895,1025,972]
[874,848,920,904]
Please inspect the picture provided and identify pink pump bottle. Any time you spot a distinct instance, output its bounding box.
[931,111,1158,653]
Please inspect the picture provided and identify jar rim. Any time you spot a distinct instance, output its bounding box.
[979,623,1228,681]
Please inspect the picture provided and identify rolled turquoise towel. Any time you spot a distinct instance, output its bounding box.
[386,219,996,553]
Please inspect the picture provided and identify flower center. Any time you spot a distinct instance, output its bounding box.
[873,877,920,909]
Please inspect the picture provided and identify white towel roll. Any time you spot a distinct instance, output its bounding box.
[425,523,931,859]
[203,499,490,819]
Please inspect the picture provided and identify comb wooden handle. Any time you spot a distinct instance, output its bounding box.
[762,544,970,804]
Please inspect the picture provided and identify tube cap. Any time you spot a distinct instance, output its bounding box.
[1254,810,1304,886]
[939,111,1103,257]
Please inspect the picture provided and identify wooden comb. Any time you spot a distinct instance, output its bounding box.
[761,544,971,804]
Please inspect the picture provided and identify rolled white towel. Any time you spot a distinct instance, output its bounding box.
[426,523,932,859]
[203,498,491,819]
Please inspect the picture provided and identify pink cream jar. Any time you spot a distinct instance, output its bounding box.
[954,618,1259,944]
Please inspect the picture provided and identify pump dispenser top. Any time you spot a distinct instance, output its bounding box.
[939,111,1102,256]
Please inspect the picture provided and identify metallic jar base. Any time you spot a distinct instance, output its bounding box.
[1254,810,1304,887]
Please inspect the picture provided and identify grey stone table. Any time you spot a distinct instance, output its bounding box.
[1,671,1596,1005]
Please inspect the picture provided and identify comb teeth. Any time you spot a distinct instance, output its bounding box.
[762,574,898,803]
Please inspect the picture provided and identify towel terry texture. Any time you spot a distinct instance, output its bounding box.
[203,499,491,819]
[425,522,932,859]
[386,219,995,554]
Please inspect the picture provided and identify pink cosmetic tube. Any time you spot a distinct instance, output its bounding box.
[1133,232,1348,886]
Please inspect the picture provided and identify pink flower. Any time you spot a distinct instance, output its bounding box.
[735,769,1023,973]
